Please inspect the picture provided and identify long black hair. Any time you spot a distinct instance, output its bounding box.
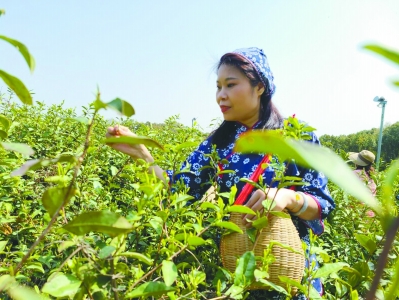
[211,53,283,149]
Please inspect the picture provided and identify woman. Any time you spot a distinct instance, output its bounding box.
[349,150,377,196]
[106,47,335,299]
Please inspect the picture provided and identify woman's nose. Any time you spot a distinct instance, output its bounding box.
[217,88,227,102]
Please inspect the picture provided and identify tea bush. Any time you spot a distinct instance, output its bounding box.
[1,94,398,299]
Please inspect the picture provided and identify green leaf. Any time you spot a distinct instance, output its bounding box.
[256,278,290,295]
[0,69,33,105]
[42,272,81,298]
[98,246,116,259]
[1,142,34,156]
[57,241,76,253]
[215,221,243,234]
[200,202,218,211]
[175,141,198,151]
[8,284,48,300]
[252,216,268,229]
[278,275,307,294]
[0,275,14,291]
[363,44,399,65]
[11,154,77,176]
[0,115,11,131]
[393,80,399,86]
[0,241,8,253]
[42,187,78,217]
[25,262,45,273]
[106,98,135,117]
[63,211,133,237]
[0,130,6,139]
[104,135,163,150]
[187,236,206,246]
[125,282,175,298]
[351,289,359,300]
[269,211,291,218]
[313,262,349,279]
[0,35,35,72]
[234,131,381,214]
[354,233,377,255]
[162,260,178,286]
[227,205,256,215]
[234,251,256,286]
[119,252,153,265]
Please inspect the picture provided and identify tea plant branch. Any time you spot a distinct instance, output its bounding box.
[366,216,399,300]
[110,259,120,300]
[130,224,212,290]
[14,110,98,274]
[56,246,82,272]
[206,296,228,300]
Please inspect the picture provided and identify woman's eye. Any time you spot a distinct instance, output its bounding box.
[227,83,235,88]
[216,86,221,90]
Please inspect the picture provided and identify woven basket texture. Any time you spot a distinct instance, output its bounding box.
[220,212,304,293]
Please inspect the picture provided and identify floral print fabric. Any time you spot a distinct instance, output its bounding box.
[166,122,335,297]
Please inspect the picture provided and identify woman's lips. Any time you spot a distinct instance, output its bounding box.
[220,106,230,113]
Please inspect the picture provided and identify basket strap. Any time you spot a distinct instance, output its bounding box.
[234,155,271,205]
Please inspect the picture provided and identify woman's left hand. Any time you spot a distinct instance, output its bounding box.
[242,188,293,227]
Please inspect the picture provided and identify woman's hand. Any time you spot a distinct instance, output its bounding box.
[106,125,154,162]
[242,188,294,227]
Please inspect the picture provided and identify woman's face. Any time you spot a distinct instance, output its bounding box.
[216,64,264,128]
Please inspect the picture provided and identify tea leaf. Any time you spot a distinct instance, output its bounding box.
[187,236,206,246]
[227,205,256,215]
[106,98,135,117]
[234,251,255,286]
[42,187,78,217]
[0,35,35,72]
[1,142,34,156]
[0,115,11,131]
[42,272,81,298]
[363,44,399,65]
[354,233,377,254]
[0,70,33,105]
[0,130,6,139]
[63,211,133,237]
[98,246,116,259]
[119,252,153,265]
[162,260,178,286]
[215,221,243,233]
[8,284,48,300]
[252,216,268,230]
[125,282,175,298]
[313,262,349,279]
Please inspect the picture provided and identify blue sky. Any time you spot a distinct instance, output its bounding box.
[1,1,399,136]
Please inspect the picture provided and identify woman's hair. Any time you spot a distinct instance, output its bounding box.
[211,53,283,148]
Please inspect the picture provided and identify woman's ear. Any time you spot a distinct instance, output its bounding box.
[256,83,265,96]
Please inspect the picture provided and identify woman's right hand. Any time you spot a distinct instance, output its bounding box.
[106,125,154,162]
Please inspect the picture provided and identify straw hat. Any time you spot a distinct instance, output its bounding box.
[348,150,375,166]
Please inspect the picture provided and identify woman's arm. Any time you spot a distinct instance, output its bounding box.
[242,188,320,227]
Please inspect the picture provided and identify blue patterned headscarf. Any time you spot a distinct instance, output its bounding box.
[230,47,276,96]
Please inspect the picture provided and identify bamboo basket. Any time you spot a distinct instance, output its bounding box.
[220,212,304,294]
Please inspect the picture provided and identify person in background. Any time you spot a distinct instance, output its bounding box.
[349,150,377,196]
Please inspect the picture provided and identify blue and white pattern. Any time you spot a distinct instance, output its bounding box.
[166,121,335,297]
[232,47,276,95]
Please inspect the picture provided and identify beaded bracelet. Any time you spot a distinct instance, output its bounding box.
[291,192,308,216]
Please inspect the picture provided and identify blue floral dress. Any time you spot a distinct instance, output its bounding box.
[167,121,335,299]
